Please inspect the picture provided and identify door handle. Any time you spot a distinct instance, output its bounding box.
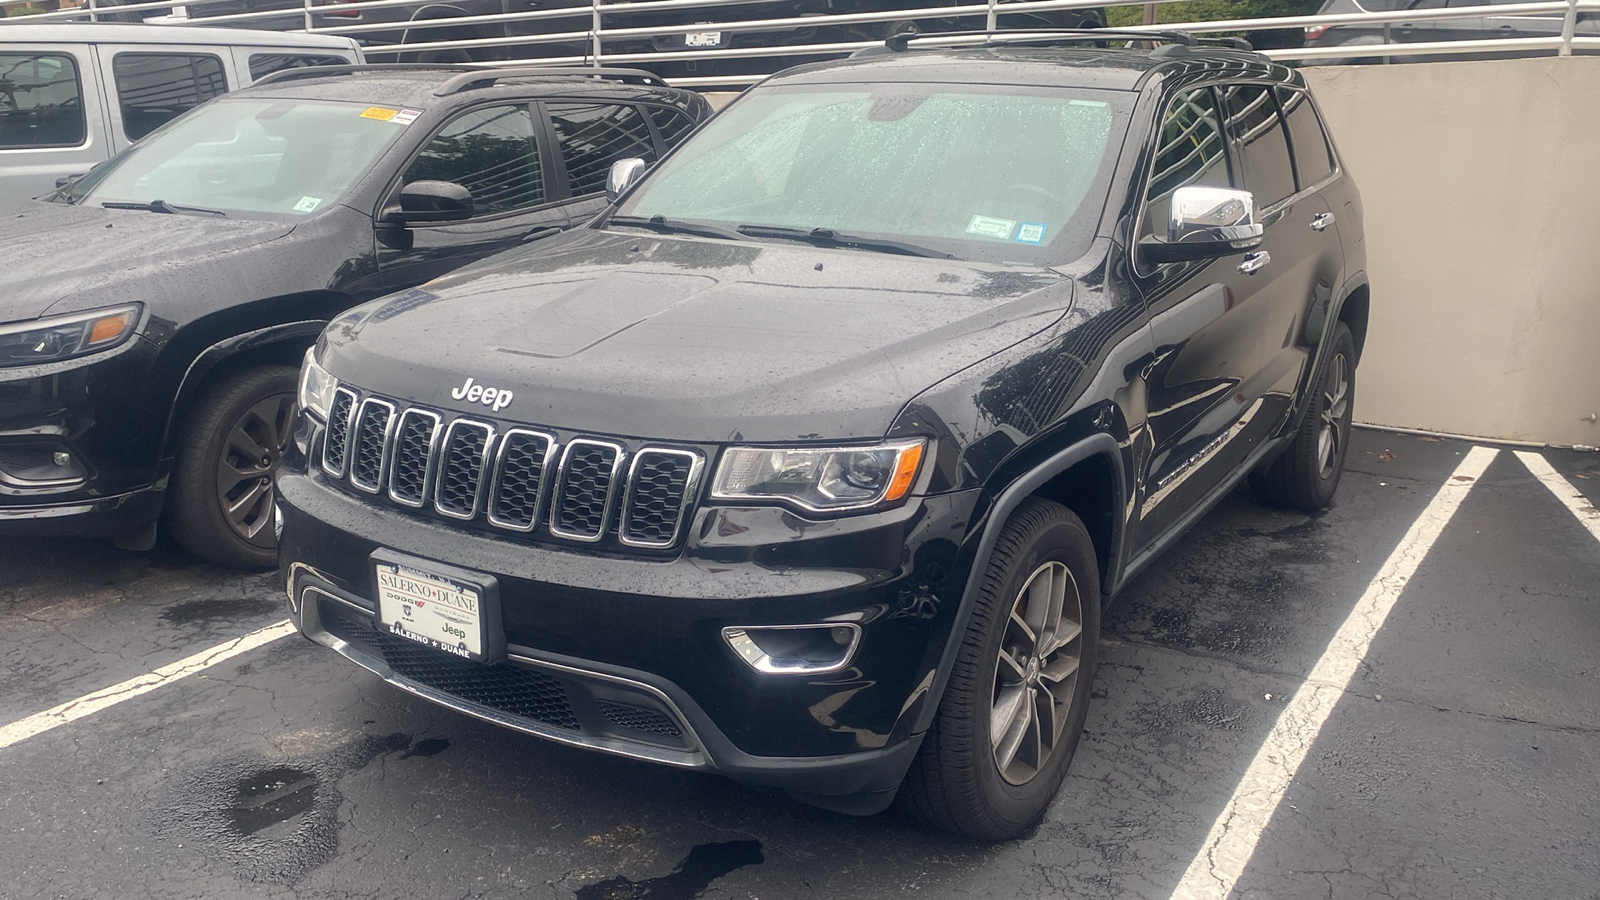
[1310,212,1335,232]
[1238,251,1271,275]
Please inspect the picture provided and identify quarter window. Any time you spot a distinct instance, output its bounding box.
[0,52,86,149]
[1143,88,1232,239]
[1223,84,1296,209]
[403,104,545,217]
[646,106,698,149]
[1277,87,1335,189]
[548,103,657,197]
[248,54,351,81]
[112,53,227,141]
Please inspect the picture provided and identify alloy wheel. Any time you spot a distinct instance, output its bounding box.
[1317,351,1350,480]
[991,560,1085,786]
[216,393,294,548]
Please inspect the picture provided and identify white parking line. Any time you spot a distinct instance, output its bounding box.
[1170,445,1500,900]
[1514,451,1600,544]
[0,620,296,751]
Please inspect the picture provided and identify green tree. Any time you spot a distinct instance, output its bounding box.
[1105,0,1325,28]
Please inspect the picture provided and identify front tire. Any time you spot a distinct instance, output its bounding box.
[902,498,1101,840]
[1249,321,1356,512]
[166,365,297,569]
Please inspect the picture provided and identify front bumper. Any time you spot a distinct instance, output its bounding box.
[277,463,981,808]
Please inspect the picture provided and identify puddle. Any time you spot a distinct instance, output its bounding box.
[575,839,764,900]
[400,737,450,759]
[160,598,281,624]
[227,767,317,836]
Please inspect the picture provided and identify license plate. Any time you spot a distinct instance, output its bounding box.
[373,554,499,662]
[684,31,721,47]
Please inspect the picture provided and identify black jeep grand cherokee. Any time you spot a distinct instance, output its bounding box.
[277,30,1369,840]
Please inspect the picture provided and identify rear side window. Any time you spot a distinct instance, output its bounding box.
[647,106,698,149]
[1142,88,1232,238]
[1277,87,1335,189]
[1223,84,1296,209]
[112,53,227,141]
[0,52,86,149]
[403,104,546,217]
[548,103,657,197]
[248,54,351,81]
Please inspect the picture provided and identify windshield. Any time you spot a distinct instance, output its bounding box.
[69,98,409,218]
[617,83,1132,265]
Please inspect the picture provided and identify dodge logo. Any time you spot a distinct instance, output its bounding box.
[450,376,514,413]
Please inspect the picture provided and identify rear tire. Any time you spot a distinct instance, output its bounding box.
[901,498,1100,840]
[166,365,297,569]
[1249,321,1356,512]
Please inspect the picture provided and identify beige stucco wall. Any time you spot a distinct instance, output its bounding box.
[1304,57,1600,446]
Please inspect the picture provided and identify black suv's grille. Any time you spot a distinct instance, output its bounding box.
[320,392,702,549]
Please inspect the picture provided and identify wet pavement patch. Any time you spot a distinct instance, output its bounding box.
[574,840,764,900]
[229,767,318,836]
[160,597,282,625]
[401,737,450,759]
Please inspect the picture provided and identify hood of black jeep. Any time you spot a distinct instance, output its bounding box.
[323,230,1076,443]
[0,201,296,320]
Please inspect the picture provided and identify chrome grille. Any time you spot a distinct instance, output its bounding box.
[321,388,357,477]
[550,440,624,542]
[487,430,555,531]
[434,420,494,519]
[387,409,440,507]
[621,450,702,548]
[349,398,396,493]
[322,392,699,548]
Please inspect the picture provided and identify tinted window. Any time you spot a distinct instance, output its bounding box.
[548,103,656,197]
[1278,87,1335,189]
[404,104,544,217]
[0,52,85,149]
[647,105,698,149]
[1224,84,1296,208]
[1143,88,1232,238]
[248,54,351,81]
[112,53,227,141]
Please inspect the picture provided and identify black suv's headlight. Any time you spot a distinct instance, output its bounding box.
[0,304,142,367]
[710,439,926,513]
[297,347,337,422]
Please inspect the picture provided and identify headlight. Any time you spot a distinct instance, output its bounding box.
[297,348,337,421]
[710,439,926,513]
[0,304,141,367]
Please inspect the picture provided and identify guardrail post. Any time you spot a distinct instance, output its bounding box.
[1560,0,1579,56]
[592,0,604,68]
[303,0,314,33]
[87,0,98,23]
[986,0,997,31]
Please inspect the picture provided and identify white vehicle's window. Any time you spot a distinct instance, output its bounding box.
[248,54,352,81]
[619,85,1130,264]
[112,52,227,141]
[0,52,86,149]
[69,98,406,218]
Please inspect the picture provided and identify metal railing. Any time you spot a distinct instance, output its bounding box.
[3,0,1598,87]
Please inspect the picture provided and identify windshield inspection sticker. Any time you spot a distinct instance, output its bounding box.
[360,107,399,121]
[1016,223,1046,244]
[966,215,1016,240]
[391,108,423,125]
[293,196,322,213]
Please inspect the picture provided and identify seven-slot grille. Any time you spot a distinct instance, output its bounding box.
[321,392,701,548]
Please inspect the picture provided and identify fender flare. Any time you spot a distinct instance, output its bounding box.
[161,320,328,458]
[1283,268,1369,438]
[909,431,1126,736]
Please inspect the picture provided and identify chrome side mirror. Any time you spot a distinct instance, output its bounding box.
[606,157,647,202]
[1140,186,1264,264]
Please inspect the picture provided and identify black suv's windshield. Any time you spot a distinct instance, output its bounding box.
[616,83,1133,265]
[68,98,410,218]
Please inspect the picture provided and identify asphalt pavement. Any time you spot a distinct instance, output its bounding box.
[1,428,1596,900]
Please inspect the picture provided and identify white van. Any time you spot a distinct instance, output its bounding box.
[0,23,362,206]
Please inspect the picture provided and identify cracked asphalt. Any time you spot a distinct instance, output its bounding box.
[2,428,1597,900]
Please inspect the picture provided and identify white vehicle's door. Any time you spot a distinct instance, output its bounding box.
[92,43,238,151]
[0,43,111,207]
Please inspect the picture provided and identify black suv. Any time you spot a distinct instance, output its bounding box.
[277,31,1369,839]
[0,65,709,567]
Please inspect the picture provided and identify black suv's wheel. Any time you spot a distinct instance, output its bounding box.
[1250,321,1357,512]
[902,498,1100,840]
[167,365,297,569]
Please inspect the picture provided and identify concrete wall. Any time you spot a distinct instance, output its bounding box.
[1304,57,1600,446]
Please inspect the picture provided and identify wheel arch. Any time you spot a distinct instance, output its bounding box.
[1335,278,1370,365]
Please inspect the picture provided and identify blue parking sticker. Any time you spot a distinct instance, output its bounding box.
[1016,223,1046,244]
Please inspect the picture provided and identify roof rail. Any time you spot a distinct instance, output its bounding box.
[434,66,666,96]
[883,27,1198,53]
[249,63,476,88]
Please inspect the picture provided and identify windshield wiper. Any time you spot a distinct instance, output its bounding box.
[735,224,953,259]
[101,198,228,218]
[608,214,743,241]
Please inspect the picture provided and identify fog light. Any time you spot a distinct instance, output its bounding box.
[722,623,862,675]
[52,451,71,467]
[0,446,87,486]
